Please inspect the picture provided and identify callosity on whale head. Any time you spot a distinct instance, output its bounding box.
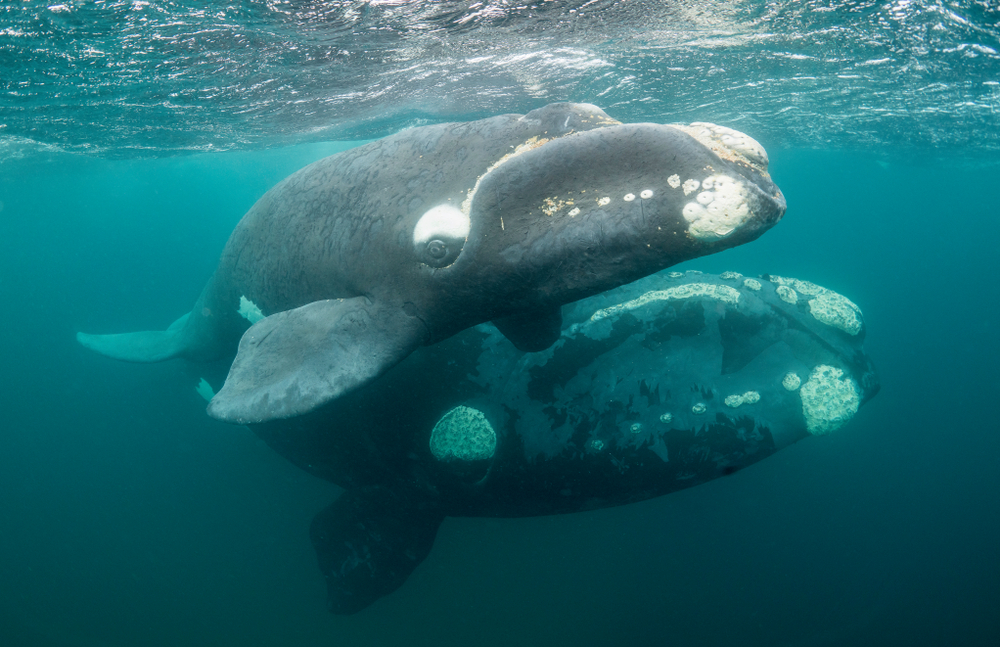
[250,270,878,614]
[436,104,786,344]
[76,103,785,424]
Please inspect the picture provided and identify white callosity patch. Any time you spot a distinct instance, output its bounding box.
[682,178,700,195]
[589,282,741,321]
[623,193,635,201]
[776,285,798,304]
[597,196,611,206]
[630,423,643,434]
[782,372,801,391]
[719,271,743,280]
[195,378,215,402]
[692,403,707,414]
[667,271,684,278]
[659,412,673,424]
[799,365,860,435]
[667,175,681,188]
[788,279,823,296]
[640,189,653,199]
[681,174,752,241]
[725,391,761,408]
[672,122,770,174]
[769,275,863,335]
[238,296,264,323]
[568,207,581,216]
[809,291,863,335]
[743,278,762,291]
[413,204,470,245]
[429,405,497,462]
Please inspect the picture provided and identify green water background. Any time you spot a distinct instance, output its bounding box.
[0,144,997,646]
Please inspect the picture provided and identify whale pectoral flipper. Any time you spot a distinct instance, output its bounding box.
[310,487,444,615]
[76,313,192,362]
[207,297,428,424]
[492,306,563,352]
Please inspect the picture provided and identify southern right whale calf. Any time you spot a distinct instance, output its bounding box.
[77,103,786,423]
[248,270,880,613]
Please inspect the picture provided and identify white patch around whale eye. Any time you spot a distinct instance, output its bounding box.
[413,205,470,245]
[413,205,470,268]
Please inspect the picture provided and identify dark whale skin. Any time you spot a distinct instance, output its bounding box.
[251,271,879,614]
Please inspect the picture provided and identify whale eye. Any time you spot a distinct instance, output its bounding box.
[427,240,448,260]
[413,205,470,268]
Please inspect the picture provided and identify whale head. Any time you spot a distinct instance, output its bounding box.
[442,105,786,318]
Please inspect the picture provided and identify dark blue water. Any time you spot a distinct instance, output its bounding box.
[2,0,1000,645]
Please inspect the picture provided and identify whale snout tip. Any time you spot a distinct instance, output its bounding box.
[676,122,771,175]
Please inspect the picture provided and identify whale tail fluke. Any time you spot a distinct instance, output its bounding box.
[76,313,193,363]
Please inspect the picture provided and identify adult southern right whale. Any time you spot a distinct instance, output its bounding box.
[251,270,880,613]
[77,103,787,424]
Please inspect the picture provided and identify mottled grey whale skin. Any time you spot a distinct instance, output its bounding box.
[249,270,880,614]
[77,103,786,424]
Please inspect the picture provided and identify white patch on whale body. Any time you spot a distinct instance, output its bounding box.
[671,122,770,174]
[725,390,760,408]
[640,189,654,199]
[589,282,741,321]
[799,365,860,435]
[429,405,497,462]
[413,205,471,245]
[768,276,864,335]
[195,378,215,402]
[682,178,700,195]
[782,372,801,391]
[681,174,751,241]
[623,193,635,201]
[238,296,265,324]
[776,285,798,304]
[667,175,680,188]
[808,291,862,335]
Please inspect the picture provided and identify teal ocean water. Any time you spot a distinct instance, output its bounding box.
[2,2,999,646]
